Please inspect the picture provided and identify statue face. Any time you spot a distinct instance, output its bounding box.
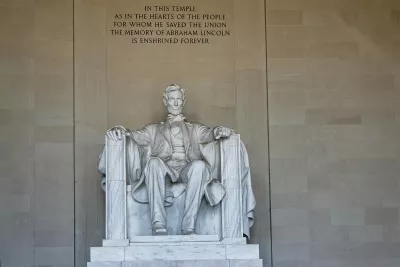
[165,90,184,115]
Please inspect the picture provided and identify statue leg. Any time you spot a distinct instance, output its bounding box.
[180,160,209,234]
[143,157,169,235]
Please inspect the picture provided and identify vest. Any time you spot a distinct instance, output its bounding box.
[166,123,187,173]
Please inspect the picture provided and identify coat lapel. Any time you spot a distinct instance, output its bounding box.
[159,121,172,147]
[182,121,193,152]
[159,118,193,156]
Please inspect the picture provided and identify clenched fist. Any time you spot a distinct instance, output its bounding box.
[213,126,233,140]
[106,126,130,141]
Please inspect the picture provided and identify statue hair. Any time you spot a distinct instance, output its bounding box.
[163,84,186,105]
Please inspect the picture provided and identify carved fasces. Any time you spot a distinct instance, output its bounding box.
[220,134,243,238]
[105,135,127,240]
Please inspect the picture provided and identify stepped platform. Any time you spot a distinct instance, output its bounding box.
[88,235,262,267]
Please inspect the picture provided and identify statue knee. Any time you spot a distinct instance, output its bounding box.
[147,157,163,169]
[145,158,166,183]
[190,160,207,172]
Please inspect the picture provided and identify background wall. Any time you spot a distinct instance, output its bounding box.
[74,0,270,267]
[267,0,400,266]
[1,0,400,267]
[0,0,74,267]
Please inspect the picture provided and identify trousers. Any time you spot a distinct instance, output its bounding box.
[143,157,209,232]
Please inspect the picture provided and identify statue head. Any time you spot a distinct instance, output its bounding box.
[163,84,186,116]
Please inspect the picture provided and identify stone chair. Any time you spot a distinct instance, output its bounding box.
[102,133,246,242]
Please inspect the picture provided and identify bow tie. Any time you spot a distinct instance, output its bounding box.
[168,114,185,123]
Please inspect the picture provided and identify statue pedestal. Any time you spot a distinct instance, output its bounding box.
[87,235,262,267]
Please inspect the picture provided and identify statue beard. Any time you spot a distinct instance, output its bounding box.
[167,106,182,116]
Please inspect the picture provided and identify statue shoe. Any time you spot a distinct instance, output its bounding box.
[182,228,197,235]
[152,222,167,236]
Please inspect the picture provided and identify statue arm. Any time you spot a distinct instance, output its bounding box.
[127,125,153,146]
[196,124,216,144]
[197,124,234,144]
[99,125,149,190]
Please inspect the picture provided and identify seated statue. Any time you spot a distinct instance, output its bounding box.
[98,84,256,237]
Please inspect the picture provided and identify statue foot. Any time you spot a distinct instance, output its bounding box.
[182,229,197,235]
[152,222,167,236]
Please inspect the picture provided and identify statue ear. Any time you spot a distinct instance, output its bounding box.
[163,95,168,106]
[183,98,186,107]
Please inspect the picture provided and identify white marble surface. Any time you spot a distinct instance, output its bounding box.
[220,237,247,244]
[103,239,129,247]
[90,243,260,262]
[128,237,246,246]
[106,137,127,240]
[221,134,243,238]
[103,132,256,240]
[127,187,221,237]
[91,247,124,262]
[88,262,122,267]
[88,259,262,267]
[129,234,219,243]
[124,245,226,261]
[100,85,256,240]
[129,242,227,246]
[121,260,229,267]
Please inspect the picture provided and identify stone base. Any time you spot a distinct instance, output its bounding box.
[88,236,262,267]
[103,239,130,247]
[88,259,263,267]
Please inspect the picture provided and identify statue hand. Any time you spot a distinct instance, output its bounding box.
[106,125,128,141]
[214,126,234,140]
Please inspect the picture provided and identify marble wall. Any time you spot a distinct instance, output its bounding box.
[0,0,74,266]
[266,0,400,266]
[74,0,269,267]
[1,0,400,267]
